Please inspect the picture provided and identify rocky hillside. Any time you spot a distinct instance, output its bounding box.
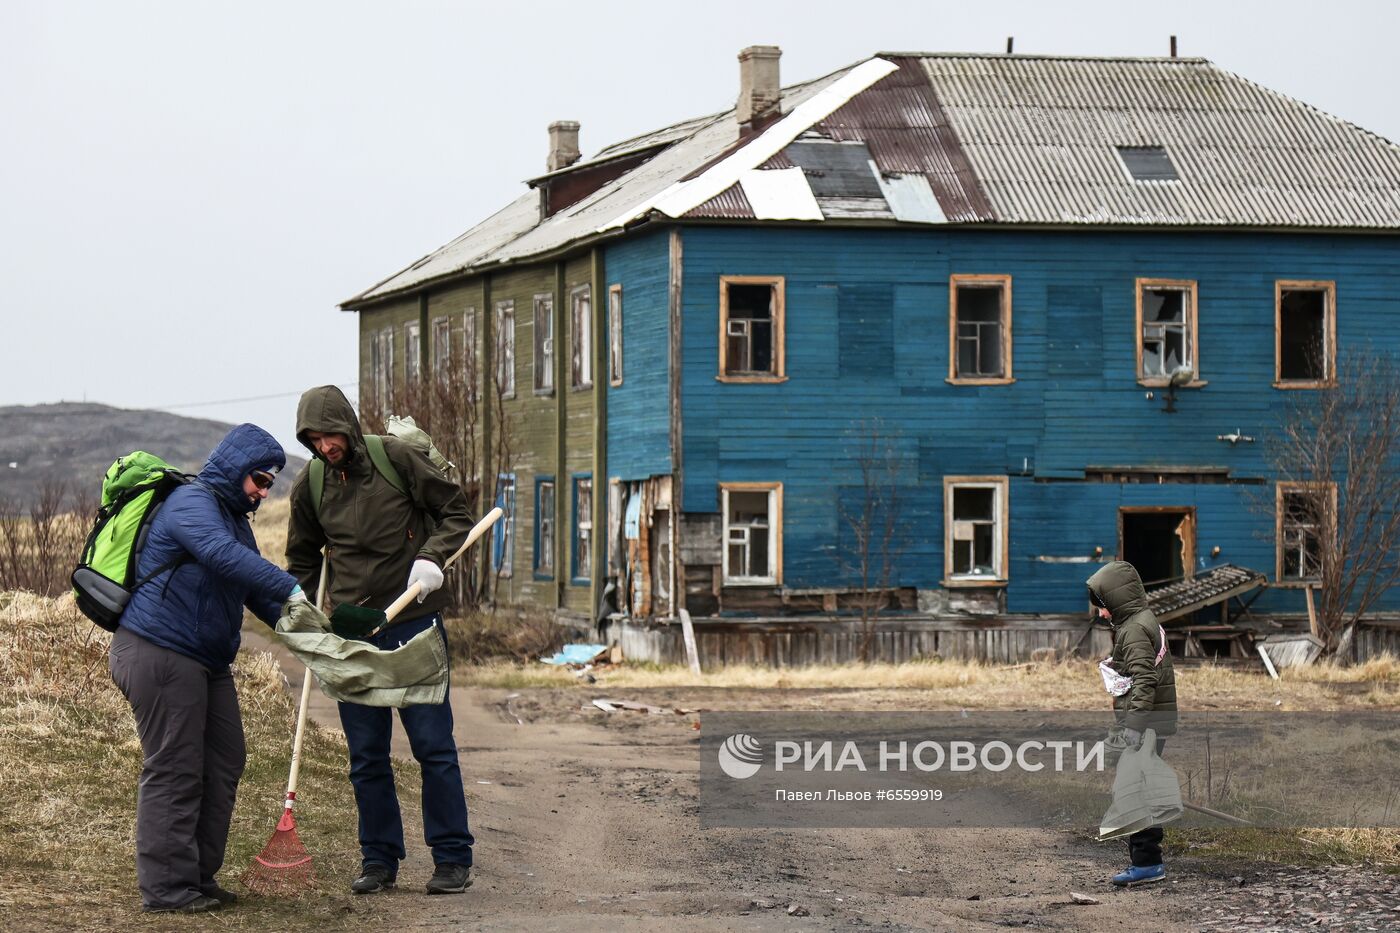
[0,402,306,507]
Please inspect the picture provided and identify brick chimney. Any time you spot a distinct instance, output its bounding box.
[547,120,581,172]
[737,45,781,126]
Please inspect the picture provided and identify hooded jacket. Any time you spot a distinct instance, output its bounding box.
[121,423,299,671]
[285,386,472,620]
[1086,560,1177,735]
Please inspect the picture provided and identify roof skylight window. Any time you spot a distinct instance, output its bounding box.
[1117,146,1179,182]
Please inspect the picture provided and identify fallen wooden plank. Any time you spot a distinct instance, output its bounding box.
[1184,800,1252,826]
[679,608,702,675]
[1256,643,1280,680]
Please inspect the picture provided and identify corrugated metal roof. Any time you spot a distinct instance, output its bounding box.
[346,52,1400,307]
[918,54,1400,228]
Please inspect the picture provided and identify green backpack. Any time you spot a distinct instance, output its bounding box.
[71,451,191,631]
[306,418,452,519]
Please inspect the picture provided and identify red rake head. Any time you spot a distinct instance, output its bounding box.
[241,808,316,896]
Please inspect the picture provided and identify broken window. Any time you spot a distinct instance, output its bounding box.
[1276,281,1335,386]
[1117,146,1179,182]
[404,321,421,387]
[493,473,515,576]
[950,275,1012,382]
[571,286,592,389]
[944,477,1008,582]
[533,294,553,393]
[573,475,593,583]
[721,483,782,585]
[431,316,450,387]
[495,301,515,399]
[720,276,785,381]
[370,326,394,413]
[608,284,623,387]
[1137,279,1197,383]
[1278,483,1331,583]
[535,478,555,577]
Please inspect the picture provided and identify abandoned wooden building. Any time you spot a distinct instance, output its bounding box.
[341,47,1400,664]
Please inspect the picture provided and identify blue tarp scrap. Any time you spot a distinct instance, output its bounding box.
[624,493,642,539]
[540,643,608,666]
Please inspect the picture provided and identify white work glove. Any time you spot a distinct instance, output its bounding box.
[407,559,444,603]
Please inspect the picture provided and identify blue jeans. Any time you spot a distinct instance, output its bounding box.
[337,613,473,869]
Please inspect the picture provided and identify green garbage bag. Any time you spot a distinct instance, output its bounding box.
[273,600,449,708]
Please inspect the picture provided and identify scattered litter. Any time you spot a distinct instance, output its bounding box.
[541,644,608,666]
[967,894,981,901]
[476,780,493,785]
[750,898,779,910]
[786,904,809,916]
[590,697,701,715]
[1070,892,1100,905]
[895,867,912,874]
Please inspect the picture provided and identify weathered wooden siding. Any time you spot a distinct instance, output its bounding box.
[485,264,559,609]
[603,230,673,480]
[563,255,597,615]
[677,225,1400,615]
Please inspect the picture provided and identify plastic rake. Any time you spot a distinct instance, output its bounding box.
[241,554,327,895]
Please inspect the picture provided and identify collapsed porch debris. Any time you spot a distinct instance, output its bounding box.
[589,698,701,715]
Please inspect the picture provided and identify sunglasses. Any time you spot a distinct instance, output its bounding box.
[249,471,276,490]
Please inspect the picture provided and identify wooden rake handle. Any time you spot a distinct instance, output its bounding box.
[374,507,505,633]
[285,552,329,801]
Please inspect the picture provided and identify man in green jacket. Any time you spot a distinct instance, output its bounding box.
[1086,560,1177,887]
[286,385,475,896]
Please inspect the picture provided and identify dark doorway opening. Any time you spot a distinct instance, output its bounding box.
[1119,508,1196,587]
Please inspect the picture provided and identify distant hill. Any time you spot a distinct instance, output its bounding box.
[0,403,307,507]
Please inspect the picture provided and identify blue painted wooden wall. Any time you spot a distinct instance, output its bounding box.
[604,229,672,481]
[662,224,1400,614]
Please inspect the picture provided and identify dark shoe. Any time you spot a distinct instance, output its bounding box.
[351,863,397,894]
[425,862,472,895]
[1112,864,1165,887]
[200,883,238,905]
[142,894,222,913]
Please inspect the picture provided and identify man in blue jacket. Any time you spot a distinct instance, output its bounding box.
[109,423,303,913]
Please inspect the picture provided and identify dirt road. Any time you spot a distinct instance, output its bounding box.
[248,630,1231,932]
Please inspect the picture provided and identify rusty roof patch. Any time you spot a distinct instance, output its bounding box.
[818,55,994,222]
[684,182,756,219]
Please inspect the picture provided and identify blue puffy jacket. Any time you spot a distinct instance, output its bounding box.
[122,423,299,671]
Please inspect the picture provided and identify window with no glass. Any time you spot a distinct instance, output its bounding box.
[719,276,785,381]
[721,483,782,585]
[1277,482,1333,584]
[1136,279,1198,384]
[944,476,1009,585]
[949,275,1012,383]
[1276,281,1335,387]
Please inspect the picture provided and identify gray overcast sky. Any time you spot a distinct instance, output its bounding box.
[3,0,1397,454]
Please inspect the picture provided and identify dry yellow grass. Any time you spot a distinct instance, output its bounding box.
[0,591,394,928]
[251,494,291,566]
[458,654,1400,711]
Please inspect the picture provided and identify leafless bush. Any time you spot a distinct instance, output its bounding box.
[443,607,563,663]
[0,480,94,597]
[838,419,909,662]
[1265,347,1400,652]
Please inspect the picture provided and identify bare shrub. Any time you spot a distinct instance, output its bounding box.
[0,480,92,597]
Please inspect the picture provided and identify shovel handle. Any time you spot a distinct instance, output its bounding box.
[376,507,504,630]
[286,551,329,800]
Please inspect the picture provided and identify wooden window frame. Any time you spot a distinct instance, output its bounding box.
[720,482,784,585]
[1135,278,1205,387]
[1116,506,1196,585]
[1275,481,1336,587]
[572,474,593,585]
[1274,280,1337,389]
[430,316,450,388]
[493,472,516,577]
[495,300,516,400]
[947,274,1014,385]
[404,320,421,387]
[534,476,555,580]
[717,275,787,383]
[942,475,1010,587]
[463,308,479,403]
[371,326,394,413]
[533,293,554,395]
[570,285,593,390]
[608,284,624,387]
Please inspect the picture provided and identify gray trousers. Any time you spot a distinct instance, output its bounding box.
[109,627,246,909]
